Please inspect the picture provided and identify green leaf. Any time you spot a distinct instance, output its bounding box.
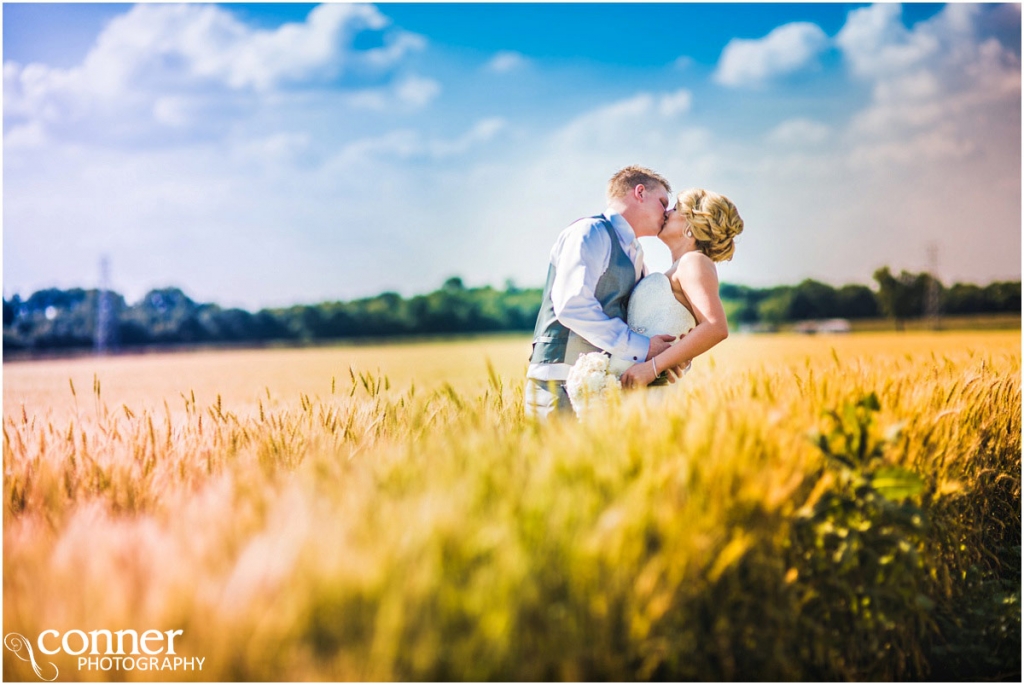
[915,593,936,611]
[813,431,832,457]
[858,392,881,411]
[871,466,925,501]
[827,452,856,470]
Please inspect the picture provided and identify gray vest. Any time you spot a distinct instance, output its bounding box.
[530,216,637,365]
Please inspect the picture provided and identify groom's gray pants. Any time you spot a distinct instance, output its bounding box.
[524,378,572,419]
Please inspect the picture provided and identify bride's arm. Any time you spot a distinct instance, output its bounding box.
[621,254,728,389]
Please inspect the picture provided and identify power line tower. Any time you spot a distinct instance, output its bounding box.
[95,255,117,354]
[925,243,941,330]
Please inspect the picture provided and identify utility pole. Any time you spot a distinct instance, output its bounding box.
[925,243,941,331]
[95,255,116,354]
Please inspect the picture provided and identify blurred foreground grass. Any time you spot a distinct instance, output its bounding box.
[3,332,1020,680]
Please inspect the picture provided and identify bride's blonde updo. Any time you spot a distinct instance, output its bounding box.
[676,188,744,262]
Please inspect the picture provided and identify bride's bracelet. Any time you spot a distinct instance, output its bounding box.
[651,358,659,375]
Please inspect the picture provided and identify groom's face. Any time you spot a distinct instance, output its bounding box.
[636,183,673,237]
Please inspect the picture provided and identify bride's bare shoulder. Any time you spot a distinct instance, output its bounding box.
[672,251,716,280]
[679,250,713,266]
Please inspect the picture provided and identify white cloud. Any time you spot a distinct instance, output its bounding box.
[714,22,829,87]
[345,74,441,112]
[552,93,657,151]
[152,96,194,127]
[835,4,940,79]
[395,75,442,108]
[86,3,411,91]
[847,124,977,168]
[837,3,1020,167]
[836,3,1020,94]
[361,32,427,69]
[428,118,506,157]
[220,4,390,89]
[658,90,692,117]
[553,89,694,151]
[873,69,942,103]
[735,4,1020,285]
[235,132,314,168]
[672,56,695,71]
[327,117,507,168]
[345,90,389,110]
[4,121,48,149]
[767,118,832,146]
[3,4,427,142]
[328,129,422,167]
[486,51,529,73]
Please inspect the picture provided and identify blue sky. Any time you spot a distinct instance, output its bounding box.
[4,3,1021,309]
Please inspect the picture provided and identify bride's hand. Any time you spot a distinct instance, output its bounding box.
[621,360,658,390]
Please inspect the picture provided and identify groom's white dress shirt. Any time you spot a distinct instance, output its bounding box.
[527,210,650,382]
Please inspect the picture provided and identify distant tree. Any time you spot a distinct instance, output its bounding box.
[314,304,357,339]
[835,285,880,319]
[718,283,750,301]
[118,320,151,346]
[24,288,89,312]
[873,267,929,330]
[348,292,413,336]
[940,280,1020,315]
[298,306,326,340]
[125,288,203,343]
[3,331,26,351]
[500,287,543,329]
[942,283,985,315]
[413,288,474,333]
[982,281,1021,313]
[198,307,257,342]
[253,310,295,341]
[4,272,1011,358]
[757,292,793,327]
[788,280,838,320]
[443,276,465,291]
[719,283,761,324]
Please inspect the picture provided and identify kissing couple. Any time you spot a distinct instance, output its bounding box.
[525,165,745,419]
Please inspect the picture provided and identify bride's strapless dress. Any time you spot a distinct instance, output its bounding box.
[566,270,694,417]
[609,271,696,376]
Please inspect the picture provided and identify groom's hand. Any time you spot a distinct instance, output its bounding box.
[663,360,692,383]
[646,334,676,360]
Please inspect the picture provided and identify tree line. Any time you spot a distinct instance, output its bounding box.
[725,268,1020,330]
[3,270,1019,356]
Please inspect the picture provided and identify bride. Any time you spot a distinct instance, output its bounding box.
[620,188,744,390]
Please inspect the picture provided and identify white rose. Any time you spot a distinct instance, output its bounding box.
[565,352,622,419]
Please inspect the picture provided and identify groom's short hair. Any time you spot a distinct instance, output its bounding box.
[607,165,671,200]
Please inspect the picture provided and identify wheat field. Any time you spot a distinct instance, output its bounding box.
[3,331,1021,681]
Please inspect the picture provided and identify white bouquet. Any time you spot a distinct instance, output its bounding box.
[565,352,622,418]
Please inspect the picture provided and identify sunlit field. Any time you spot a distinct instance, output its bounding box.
[4,331,1020,681]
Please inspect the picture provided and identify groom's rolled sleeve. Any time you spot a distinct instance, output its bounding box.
[550,221,650,362]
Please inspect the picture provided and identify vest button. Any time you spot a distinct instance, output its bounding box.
[633,356,638,361]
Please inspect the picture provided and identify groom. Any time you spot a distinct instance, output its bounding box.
[525,165,679,418]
